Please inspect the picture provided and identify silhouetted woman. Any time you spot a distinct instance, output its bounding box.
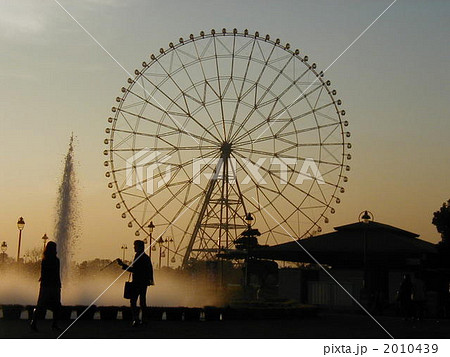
[30,241,61,331]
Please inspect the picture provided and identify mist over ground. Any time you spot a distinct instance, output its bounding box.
[0,263,228,307]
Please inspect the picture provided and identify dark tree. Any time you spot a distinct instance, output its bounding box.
[432,199,450,246]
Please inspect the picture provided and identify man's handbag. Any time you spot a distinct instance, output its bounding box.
[123,274,133,299]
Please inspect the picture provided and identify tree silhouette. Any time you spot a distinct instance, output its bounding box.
[432,199,450,246]
[24,247,43,263]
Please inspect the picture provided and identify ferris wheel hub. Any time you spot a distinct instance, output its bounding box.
[220,142,233,157]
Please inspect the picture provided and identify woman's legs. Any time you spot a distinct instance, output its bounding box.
[30,307,45,331]
[51,305,61,330]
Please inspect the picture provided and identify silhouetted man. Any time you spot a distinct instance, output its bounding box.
[398,274,413,320]
[117,240,154,326]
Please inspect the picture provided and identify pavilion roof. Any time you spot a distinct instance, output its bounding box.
[252,221,437,267]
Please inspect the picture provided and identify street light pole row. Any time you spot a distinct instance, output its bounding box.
[1,241,7,263]
[120,221,177,269]
[13,217,50,263]
[145,221,176,268]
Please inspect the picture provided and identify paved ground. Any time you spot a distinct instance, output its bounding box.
[1,313,450,339]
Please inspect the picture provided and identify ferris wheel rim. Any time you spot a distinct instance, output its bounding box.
[105,28,351,263]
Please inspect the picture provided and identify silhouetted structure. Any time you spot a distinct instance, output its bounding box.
[118,240,154,327]
[30,241,61,331]
[252,220,438,312]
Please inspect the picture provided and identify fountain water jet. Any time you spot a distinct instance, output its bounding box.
[54,134,78,280]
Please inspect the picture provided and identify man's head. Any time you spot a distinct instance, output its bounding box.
[133,240,145,253]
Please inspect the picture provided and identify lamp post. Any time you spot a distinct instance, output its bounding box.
[156,237,164,269]
[16,217,25,263]
[239,212,259,290]
[1,241,7,263]
[147,221,155,257]
[245,212,254,228]
[358,210,374,290]
[121,244,128,261]
[166,237,174,267]
[42,234,48,252]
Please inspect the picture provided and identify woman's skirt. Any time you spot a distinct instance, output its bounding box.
[37,285,61,310]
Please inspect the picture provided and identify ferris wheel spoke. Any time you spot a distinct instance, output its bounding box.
[110,129,135,150]
[134,177,204,225]
[322,145,341,164]
[313,86,325,109]
[311,175,328,203]
[270,83,323,120]
[115,110,138,134]
[232,133,274,147]
[246,65,308,125]
[237,37,257,98]
[116,149,221,197]
[278,122,339,139]
[191,42,230,141]
[251,48,292,107]
[271,111,321,141]
[250,185,300,237]
[145,58,224,143]
[110,146,215,154]
[172,91,225,143]
[321,123,340,144]
[212,36,227,139]
[116,108,217,145]
[171,52,203,103]
[229,50,293,142]
[299,142,344,148]
[232,147,344,182]
[140,63,195,118]
[254,202,283,244]
[170,50,226,142]
[276,67,316,104]
[231,88,297,144]
[224,37,258,140]
[229,34,236,80]
[232,150,329,207]
[126,84,188,119]
[121,98,153,111]
[110,147,220,182]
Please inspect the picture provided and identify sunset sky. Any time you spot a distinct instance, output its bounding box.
[0,0,449,262]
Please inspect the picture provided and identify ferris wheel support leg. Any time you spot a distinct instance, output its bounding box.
[181,160,223,268]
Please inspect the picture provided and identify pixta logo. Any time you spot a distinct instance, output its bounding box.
[126,149,325,195]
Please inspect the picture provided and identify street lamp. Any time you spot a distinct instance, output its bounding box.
[1,241,7,263]
[358,210,374,291]
[237,213,260,293]
[16,217,25,263]
[156,237,165,269]
[245,212,254,228]
[121,244,128,261]
[360,210,373,224]
[147,221,155,256]
[165,237,174,267]
[42,234,48,252]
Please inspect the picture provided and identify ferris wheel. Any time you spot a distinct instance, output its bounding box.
[104,28,351,267]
